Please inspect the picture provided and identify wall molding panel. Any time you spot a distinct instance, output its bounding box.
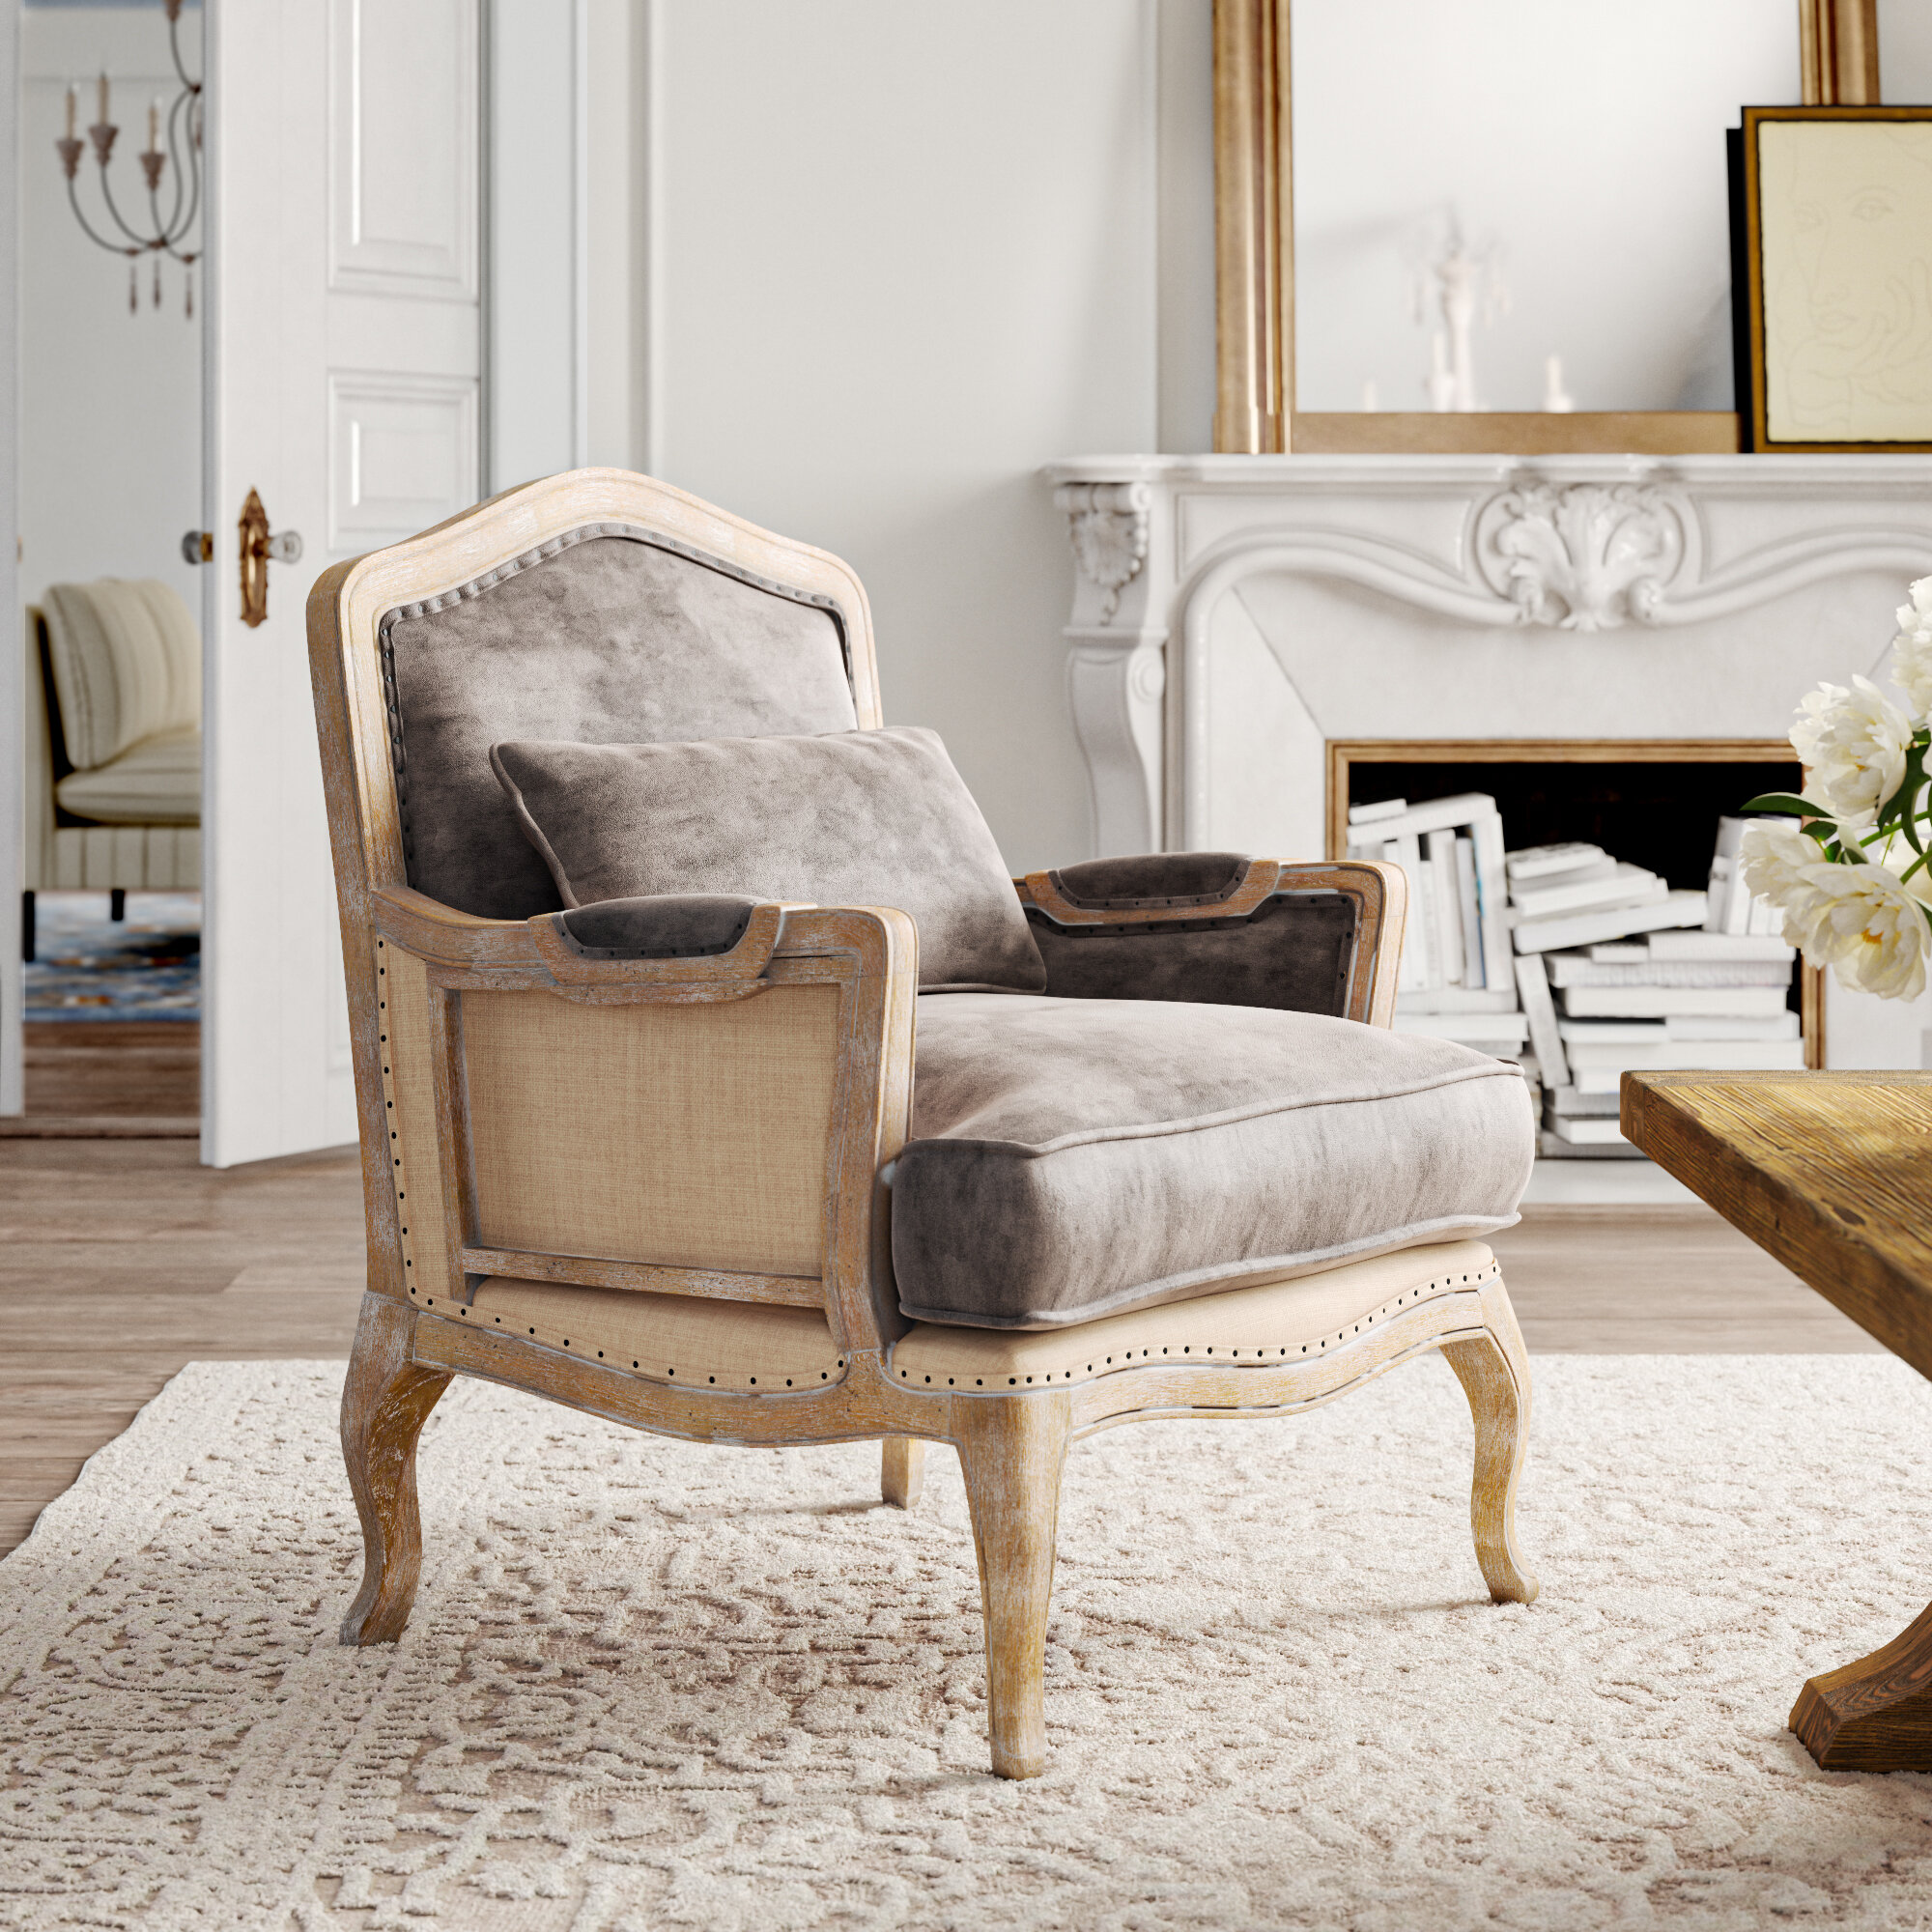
[327,372,480,554]
[328,0,479,302]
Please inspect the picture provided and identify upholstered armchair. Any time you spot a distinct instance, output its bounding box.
[23,579,201,959]
[309,469,1539,1782]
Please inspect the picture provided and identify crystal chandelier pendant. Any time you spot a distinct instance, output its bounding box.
[153,256,161,309]
[128,260,137,315]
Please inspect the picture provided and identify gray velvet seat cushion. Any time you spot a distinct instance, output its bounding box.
[492,726,1047,992]
[893,993,1535,1328]
[381,528,858,921]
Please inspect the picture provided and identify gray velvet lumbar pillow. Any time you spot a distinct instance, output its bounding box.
[491,725,1047,992]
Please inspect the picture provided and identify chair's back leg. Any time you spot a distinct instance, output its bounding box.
[953,1392,1072,1779]
[1439,1276,1540,1606]
[340,1293,453,1645]
[881,1436,925,1509]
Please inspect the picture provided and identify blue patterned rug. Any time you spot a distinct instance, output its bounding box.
[25,892,200,1022]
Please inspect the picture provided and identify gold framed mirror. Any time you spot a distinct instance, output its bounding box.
[1213,0,1882,454]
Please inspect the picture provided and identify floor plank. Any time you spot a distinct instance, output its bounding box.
[0,1144,1886,1556]
[19,1020,201,1122]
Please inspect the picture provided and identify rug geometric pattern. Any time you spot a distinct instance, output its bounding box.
[24,892,199,1022]
[4,1354,1932,1929]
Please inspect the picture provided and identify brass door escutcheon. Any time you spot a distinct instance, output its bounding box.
[239,489,270,627]
[237,490,303,628]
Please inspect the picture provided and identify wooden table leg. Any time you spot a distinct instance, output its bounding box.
[1791,1601,1932,1770]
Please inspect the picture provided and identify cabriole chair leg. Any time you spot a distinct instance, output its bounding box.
[1440,1279,1540,1606]
[881,1436,925,1509]
[954,1391,1072,1779]
[339,1294,452,1646]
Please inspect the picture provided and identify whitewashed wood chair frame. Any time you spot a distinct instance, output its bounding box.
[309,468,1537,1782]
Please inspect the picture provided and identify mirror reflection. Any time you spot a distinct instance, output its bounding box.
[1292,0,1800,414]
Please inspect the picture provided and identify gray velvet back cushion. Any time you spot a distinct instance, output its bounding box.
[491,726,1048,992]
[381,527,858,920]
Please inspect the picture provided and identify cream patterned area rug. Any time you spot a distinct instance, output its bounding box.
[7,1357,1932,1930]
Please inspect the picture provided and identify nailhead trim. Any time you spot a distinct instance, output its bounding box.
[890,1263,1499,1388]
[408,1290,849,1393]
[373,939,421,1290]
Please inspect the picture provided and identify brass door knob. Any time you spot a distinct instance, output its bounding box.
[237,490,302,628]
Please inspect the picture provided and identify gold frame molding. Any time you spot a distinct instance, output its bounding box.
[1324,738,1825,1070]
[1735,104,1932,453]
[1214,0,1882,456]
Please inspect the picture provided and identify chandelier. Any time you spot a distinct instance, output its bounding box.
[56,0,202,318]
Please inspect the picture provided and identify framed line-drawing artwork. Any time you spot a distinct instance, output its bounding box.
[1736,105,1932,451]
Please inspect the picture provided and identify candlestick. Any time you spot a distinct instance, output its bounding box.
[148,98,159,151]
[65,83,75,140]
[1543,354,1576,413]
[97,70,108,126]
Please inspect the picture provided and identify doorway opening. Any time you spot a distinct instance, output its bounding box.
[15,0,206,1136]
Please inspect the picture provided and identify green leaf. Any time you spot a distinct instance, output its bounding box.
[1741,792,1815,816]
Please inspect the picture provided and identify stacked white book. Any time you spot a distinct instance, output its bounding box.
[1511,824,1801,1155]
[1350,796,1803,1164]
[1346,794,1522,1058]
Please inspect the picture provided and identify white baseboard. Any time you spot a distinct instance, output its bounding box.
[1520,1158,1700,1207]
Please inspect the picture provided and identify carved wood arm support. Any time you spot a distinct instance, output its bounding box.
[362,887,918,1355]
[1015,855,1405,1026]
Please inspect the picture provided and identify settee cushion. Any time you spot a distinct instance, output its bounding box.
[53,724,200,825]
[492,726,1047,992]
[893,993,1534,1328]
[41,580,200,772]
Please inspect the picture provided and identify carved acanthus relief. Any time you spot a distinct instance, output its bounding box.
[1056,481,1151,623]
[1474,481,1691,630]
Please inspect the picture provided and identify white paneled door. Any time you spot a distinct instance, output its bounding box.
[202,0,479,1165]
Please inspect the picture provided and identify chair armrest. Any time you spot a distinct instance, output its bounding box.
[361,888,916,1355]
[1016,853,1406,1025]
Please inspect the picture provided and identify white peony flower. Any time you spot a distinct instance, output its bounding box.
[1849,826,1932,907]
[1740,821,1829,914]
[1789,676,1914,826]
[1784,862,1929,1003]
[1892,575,1932,719]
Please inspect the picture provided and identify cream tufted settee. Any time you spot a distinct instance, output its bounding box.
[22,579,201,957]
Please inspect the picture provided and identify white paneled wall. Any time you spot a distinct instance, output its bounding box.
[487,0,586,488]
[324,0,481,554]
[576,0,1190,874]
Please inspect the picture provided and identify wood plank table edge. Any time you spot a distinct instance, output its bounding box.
[1624,1068,1932,1773]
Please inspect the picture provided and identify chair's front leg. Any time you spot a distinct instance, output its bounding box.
[1440,1277,1539,1606]
[881,1436,925,1508]
[953,1391,1072,1779]
[340,1293,452,1645]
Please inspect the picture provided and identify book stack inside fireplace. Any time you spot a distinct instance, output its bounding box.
[1348,801,1800,1160]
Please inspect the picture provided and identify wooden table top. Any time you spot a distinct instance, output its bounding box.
[1623,1071,1932,1381]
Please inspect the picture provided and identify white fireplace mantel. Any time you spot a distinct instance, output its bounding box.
[1045,452,1932,867]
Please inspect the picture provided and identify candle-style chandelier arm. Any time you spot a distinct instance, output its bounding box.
[63,172,139,261]
[165,0,199,99]
[94,152,164,253]
[151,91,202,259]
[54,0,202,313]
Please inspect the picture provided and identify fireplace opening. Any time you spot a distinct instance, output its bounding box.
[1325,739,1821,1159]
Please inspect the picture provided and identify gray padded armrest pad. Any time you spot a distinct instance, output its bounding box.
[1048,851,1251,910]
[553,894,764,959]
[1028,893,1356,1015]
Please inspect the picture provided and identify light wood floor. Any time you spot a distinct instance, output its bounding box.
[0,1022,200,1137]
[0,1140,1882,1555]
